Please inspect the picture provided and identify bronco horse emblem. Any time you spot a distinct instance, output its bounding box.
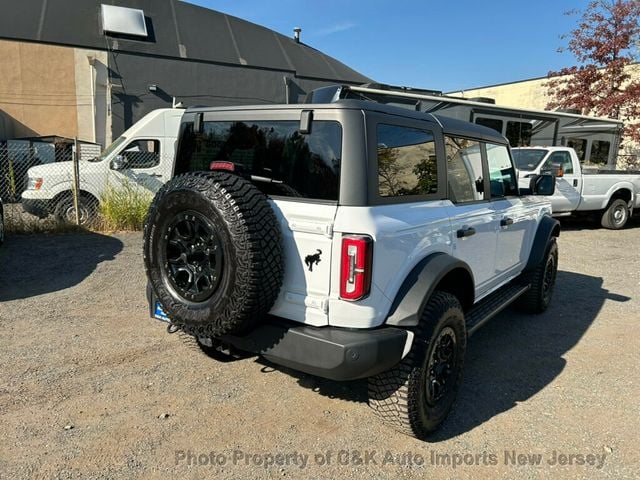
[304,249,322,272]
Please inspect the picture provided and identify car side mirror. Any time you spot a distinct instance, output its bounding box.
[542,162,564,178]
[110,155,126,170]
[554,165,564,178]
[530,174,556,196]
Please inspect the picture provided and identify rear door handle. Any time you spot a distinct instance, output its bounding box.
[149,173,163,178]
[500,217,514,227]
[573,179,578,187]
[456,227,476,238]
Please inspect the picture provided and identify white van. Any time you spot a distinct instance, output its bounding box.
[22,108,183,224]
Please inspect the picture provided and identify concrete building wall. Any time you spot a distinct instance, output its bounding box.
[450,76,552,111]
[74,49,110,147]
[0,39,111,145]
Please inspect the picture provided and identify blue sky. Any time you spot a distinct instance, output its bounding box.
[188,0,586,92]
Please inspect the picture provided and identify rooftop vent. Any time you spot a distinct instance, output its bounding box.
[101,4,148,37]
[468,97,496,104]
[293,27,302,43]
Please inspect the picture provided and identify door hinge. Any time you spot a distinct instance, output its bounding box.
[288,221,334,238]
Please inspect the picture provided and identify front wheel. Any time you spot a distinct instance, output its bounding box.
[54,195,96,226]
[368,291,466,439]
[601,198,629,230]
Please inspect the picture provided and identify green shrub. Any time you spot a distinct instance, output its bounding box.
[99,180,153,231]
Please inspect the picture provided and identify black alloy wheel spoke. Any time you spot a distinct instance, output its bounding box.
[163,212,224,302]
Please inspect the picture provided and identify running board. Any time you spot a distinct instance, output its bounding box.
[466,283,530,336]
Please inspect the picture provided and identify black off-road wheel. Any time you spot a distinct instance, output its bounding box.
[143,172,284,337]
[600,198,629,230]
[368,291,467,439]
[516,239,558,313]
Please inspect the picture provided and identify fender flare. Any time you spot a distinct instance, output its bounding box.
[524,214,560,272]
[386,252,474,327]
[602,183,634,210]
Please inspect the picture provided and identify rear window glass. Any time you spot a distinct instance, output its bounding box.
[176,120,342,201]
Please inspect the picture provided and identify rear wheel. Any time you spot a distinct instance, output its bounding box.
[368,291,466,439]
[601,198,629,230]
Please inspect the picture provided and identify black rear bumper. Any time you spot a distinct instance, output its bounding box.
[222,322,408,381]
[147,285,408,381]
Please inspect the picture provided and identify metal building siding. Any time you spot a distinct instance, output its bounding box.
[0,0,370,83]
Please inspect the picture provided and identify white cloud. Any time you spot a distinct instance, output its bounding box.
[315,22,356,37]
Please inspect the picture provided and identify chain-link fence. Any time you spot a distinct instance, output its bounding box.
[1,140,173,234]
[2,137,639,235]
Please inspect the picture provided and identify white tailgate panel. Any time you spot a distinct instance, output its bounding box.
[268,200,337,326]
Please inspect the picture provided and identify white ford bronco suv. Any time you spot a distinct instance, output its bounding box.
[144,99,559,439]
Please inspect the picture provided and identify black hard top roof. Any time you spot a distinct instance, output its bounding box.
[185,99,508,144]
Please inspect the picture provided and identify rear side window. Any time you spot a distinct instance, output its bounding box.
[377,124,438,197]
[176,120,342,201]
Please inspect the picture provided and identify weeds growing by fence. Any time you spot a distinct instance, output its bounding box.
[99,180,154,231]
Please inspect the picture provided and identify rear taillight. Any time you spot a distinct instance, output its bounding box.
[340,235,373,301]
[209,161,235,172]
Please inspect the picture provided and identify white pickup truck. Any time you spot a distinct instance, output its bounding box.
[513,146,640,229]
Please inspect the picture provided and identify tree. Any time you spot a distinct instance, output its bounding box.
[377,147,403,196]
[546,0,640,145]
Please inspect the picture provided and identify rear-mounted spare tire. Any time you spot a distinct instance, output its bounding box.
[143,172,284,337]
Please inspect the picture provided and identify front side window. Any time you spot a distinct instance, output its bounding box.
[445,136,485,203]
[543,151,573,174]
[377,124,438,197]
[178,120,342,201]
[122,139,160,169]
[486,143,518,197]
[590,140,610,165]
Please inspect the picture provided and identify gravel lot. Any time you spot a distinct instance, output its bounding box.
[1,219,639,479]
